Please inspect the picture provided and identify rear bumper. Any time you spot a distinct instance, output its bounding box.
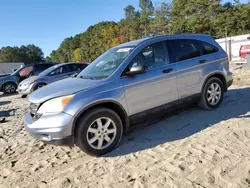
[227,79,233,88]
[225,71,233,90]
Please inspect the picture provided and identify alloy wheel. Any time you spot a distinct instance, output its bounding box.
[206,82,221,106]
[4,83,16,94]
[86,117,117,150]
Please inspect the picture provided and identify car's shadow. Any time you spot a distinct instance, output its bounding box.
[0,101,11,106]
[0,92,19,99]
[0,100,17,122]
[107,87,250,157]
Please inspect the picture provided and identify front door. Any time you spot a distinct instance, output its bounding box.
[122,42,178,116]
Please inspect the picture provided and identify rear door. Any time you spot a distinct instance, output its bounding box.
[165,39,203,99]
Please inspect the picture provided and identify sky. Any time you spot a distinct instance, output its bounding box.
[0,0,248,57]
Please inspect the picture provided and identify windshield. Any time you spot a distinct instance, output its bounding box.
[11,67,23,76]
[77,46,134,79]
[39,64,59,76]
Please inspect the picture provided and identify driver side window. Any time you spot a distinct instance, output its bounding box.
[125,42,166,73]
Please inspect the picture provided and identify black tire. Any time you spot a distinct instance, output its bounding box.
[34,83,46,91]
[199,77,224,110]
[75,107,123,156]
[2,82,17,94]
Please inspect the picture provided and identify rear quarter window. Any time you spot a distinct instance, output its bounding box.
[199,41,219,55]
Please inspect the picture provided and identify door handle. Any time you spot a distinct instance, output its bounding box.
[162,68,173,74]
[199,59,207,64]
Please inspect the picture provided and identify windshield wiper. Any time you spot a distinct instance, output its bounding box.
[79,75,93,80]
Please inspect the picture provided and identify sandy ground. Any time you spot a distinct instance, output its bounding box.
[1,64,250,188]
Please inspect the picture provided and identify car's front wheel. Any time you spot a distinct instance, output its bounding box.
[199,77,224,110]
[75,107,123,156]
[3,82,17,94]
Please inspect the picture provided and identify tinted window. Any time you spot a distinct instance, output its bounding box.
[131,42,166,70]
[199,41,219,55]
[62,64,74,73]
[71,64,86,71]
[35,64,54,71]
[79,63,87,70]
[50,66,63,76]
[166,39,201,63]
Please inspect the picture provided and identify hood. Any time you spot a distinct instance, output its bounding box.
[20,76,39,84]
[28,77,102,104]
[0,74,10,78]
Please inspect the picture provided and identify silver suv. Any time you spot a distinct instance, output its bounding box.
[24,34,233,156]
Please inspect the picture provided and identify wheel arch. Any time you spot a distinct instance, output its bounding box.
[32,82,47,91]
[72,100,130,142]
[202,72,227,93]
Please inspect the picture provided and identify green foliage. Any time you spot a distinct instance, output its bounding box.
[150,2,171,35]
[0,45,44,63]
[49,0,250,63]
[73,48,80,62]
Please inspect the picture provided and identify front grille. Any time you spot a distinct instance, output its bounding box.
[29,103,41,121]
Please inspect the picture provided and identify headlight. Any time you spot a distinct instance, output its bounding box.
[22,81,31,88]
[37,95,74,114]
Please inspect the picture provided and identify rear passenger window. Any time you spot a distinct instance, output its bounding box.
[34,64,45,72]
[72,64,79,71]
[200,41,218,55]
[166,39,201,63]
[62,64,74,73]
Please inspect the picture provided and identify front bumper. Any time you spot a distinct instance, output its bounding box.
[18,84,33,95]
[24,112,74,146]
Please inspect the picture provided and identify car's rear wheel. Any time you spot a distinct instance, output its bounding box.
[75,107,123,156]
[3,82,17,94]
[199,77,224,110]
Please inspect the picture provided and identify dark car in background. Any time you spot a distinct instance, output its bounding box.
[0,62,56,94]
[18,62,88,96]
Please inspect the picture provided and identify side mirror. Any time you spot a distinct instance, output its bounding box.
[71,73,78,77]
[126,64,146,76]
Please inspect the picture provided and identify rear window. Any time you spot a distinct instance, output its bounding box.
[199,41,219,55]
[19,66,33,77]
[166,39,201,63]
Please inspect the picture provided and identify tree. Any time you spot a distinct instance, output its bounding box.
[26,44,44,62]
[73,48,81,62]
[123,5,141,40]
[45,56,52,62]
[0,45,44,63]
[139,0,154,37]
[150,2,171,35]
[47,0,250,63]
